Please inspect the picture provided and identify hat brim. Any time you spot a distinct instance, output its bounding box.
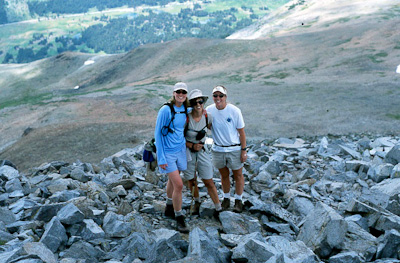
[190,95,208,104]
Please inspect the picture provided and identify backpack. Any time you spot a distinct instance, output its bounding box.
[142,102,188,163]
[161,102,189,136]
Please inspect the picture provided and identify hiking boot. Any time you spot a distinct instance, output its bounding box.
[191,201,201,215]
[164,204,175,219]
[176,215,189,233]
[233,199,243,213]
[213,209,221,222]
[221,198,230,210]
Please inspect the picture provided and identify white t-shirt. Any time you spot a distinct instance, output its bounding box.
[206,103,245,152]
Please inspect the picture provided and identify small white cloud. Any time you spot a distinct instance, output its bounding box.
[84,60,95,66]
[74,86,80,90]
[396,65,400,74]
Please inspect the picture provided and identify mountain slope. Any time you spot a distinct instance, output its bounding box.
[228,0,400,39]
[0,0,399,171]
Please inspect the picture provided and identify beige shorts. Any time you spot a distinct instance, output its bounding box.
[211,150,243,171]
[182,150,213,181]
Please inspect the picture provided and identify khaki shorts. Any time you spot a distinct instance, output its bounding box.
[211,150,243,171]
[182,150,213,181]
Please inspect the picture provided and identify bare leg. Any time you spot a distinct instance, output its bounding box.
[168,170,184,211]
[188,178,199,198]
[219,166,231,194]
[202,178,220,205]
[232,168,244,196]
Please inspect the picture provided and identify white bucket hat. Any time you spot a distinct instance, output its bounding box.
[188,89,208,103]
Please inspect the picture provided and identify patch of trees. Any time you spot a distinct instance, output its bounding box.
[0,0,8,24]
[2,4,264,63]
[80,9,247,53]
[27,0,177,16]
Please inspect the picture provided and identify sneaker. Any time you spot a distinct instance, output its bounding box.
[221,198,230,210]
[164,204,175,219]
[176,215,189,233]
[191,201,201,215]
[233,199,243,213]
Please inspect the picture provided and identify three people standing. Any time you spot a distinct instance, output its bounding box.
[155,82,247,233]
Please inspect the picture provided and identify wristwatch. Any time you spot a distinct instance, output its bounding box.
[241,147,246,151]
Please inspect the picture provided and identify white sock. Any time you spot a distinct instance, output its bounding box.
[223,192,230,199]
[175,210,183,217]
[166,198,173,205]
[234,194,242,200]
[215,203,222,211]
[195,197,201,203]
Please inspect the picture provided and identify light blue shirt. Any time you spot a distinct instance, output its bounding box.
[155,104,188,166]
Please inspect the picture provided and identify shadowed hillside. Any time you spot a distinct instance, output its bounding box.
[0,0,399,172]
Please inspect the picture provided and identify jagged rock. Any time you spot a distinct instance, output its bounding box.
[59,240,105,262]
[57,203,85,225]
[231,238,278,263]
[385,144,400,165]
[219,211,261,235]
[69,167,90,183]
[0,165,19,181]
[247,197,300,229]
[186,227,230,263]
[391,164,400,178]
[1,135,400,263]
[31,203,65,222]
[102,211,131,238]
[108,232,152,261]
[40,217,68,253]
[297,202,348,258]
[49,190,81,203]
[0,207,17,225]
[342,221,377,261]
[80,219,105,241]
[266,236,320,263]
[367,164,394,183]
[376,229,400,259]
[345,214,368,231]
[23,241,57,263]
[328,251,363,263]
[146,238,188,263]
[0,248,20,262]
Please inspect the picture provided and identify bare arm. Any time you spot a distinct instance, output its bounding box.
[237,128,247,163]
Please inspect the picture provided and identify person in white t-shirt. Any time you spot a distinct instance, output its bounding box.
[206,85,247,213]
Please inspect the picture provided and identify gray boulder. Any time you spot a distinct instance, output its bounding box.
[219,211,261,235]
[40,217,68,253]
[297,202,348,258]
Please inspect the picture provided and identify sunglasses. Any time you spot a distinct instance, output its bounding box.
[191,99,204,106]
[213,94,225,98]
[175,90,187,94]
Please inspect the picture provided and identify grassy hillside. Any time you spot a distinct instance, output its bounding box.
[0,0,399,172]
[0,0,289,63]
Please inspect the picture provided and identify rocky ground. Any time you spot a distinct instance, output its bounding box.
[1,134,400,262]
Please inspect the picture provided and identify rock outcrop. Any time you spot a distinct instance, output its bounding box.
[1,134,400,262]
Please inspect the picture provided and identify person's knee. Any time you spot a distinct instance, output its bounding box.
[203,179,215,188]
[174,182,184,192]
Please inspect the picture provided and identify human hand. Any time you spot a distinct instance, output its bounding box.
[240,151,247,163]
[159,164,168,170]
[193,143,203,152]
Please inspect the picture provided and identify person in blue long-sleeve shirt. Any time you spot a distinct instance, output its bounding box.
[155,82,190,233]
